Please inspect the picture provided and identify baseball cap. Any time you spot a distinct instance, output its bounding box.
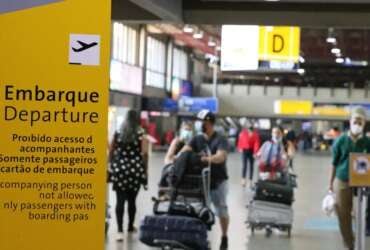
[351,106,367,121]
[197,109,216,123]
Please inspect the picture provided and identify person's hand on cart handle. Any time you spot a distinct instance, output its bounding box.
[201,156,211,165]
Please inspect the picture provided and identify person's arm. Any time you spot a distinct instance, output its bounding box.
[255,141,267,159]
[164,138,180,165]
[201,136,228,165]
[329,137,341,192]
[202,149,227,164]
[108,132,118,161]
[329,166,336,192]
[253,133,261,155]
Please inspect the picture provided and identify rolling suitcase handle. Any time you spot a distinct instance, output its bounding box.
[202,146,212,207]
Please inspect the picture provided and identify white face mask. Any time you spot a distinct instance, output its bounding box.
[350,123,364,136]
[272,134,282,143]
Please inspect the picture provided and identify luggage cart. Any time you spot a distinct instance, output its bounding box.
[140,150,213,250]
[247,200,293,238]
[246,172,297,238]
[152,168,212,250]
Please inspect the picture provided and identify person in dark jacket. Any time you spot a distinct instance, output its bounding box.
[109,110,149,242]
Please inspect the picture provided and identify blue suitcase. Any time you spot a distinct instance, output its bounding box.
[139,215,208,250]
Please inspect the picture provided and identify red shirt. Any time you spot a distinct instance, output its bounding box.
[237,129,261,154]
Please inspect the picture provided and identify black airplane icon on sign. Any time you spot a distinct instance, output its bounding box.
[72,40,98,52]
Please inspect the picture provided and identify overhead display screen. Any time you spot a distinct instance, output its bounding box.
[221,25,301,72]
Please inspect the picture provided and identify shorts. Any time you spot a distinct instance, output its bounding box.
[210,180,229,218]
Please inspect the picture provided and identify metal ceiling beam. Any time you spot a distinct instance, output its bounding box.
[184,10,370,27]
[130,0,183,22]
[201,0,370,3]
[112,0,161,21]
[183,1,370,27]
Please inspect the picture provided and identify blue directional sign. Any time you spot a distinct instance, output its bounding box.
[179,97,219,113]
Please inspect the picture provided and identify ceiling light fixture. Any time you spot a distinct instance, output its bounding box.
[331,48,341,54]
[336,58,344,64]
[193,30,204,39]
[183,25,193,33]
[326,37,337,44]
[265,0,280,2]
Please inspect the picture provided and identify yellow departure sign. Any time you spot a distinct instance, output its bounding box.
[0,1,111,250]
[259,26,301,62]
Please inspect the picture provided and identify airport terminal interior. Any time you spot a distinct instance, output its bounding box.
[101,1,370,249]
[103,1,370,250]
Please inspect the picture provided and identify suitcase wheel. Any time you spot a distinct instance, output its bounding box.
[265,227,272,238]
[287,226,292,238]
[250,225,255,236]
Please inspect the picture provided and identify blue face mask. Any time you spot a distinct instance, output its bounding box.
[180,130,193,142]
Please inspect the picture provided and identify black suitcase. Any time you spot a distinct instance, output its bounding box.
[153,200,215,228]
[254,180,294,205]
[139,215,208,250]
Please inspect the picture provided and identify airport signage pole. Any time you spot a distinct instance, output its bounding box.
[349,153,370,250]
[355,188,367,250]
[0,1,111,250]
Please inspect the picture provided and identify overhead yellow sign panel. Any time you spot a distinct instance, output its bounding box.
[259,26,301,62]
[312,106,350,117]
[274,100,313,115]
[0,1,111,250]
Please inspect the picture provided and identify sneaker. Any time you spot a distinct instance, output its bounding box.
[128,226,137,233]
[116,232,124,242]
[241,179,246,187]
[219,236,228,250]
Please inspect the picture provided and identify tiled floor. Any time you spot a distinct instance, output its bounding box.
[105,152,370,250]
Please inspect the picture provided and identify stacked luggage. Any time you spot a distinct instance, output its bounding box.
[140,151,213,250]
[247,172,297,237]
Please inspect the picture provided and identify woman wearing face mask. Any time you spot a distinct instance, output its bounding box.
[329,107,370,250]
[256,126,288,181]
[164,121,194,165]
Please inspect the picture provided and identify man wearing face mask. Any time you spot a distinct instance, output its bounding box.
[182,110,230,250]
[164,121,194,165]
[329,107,370,250]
